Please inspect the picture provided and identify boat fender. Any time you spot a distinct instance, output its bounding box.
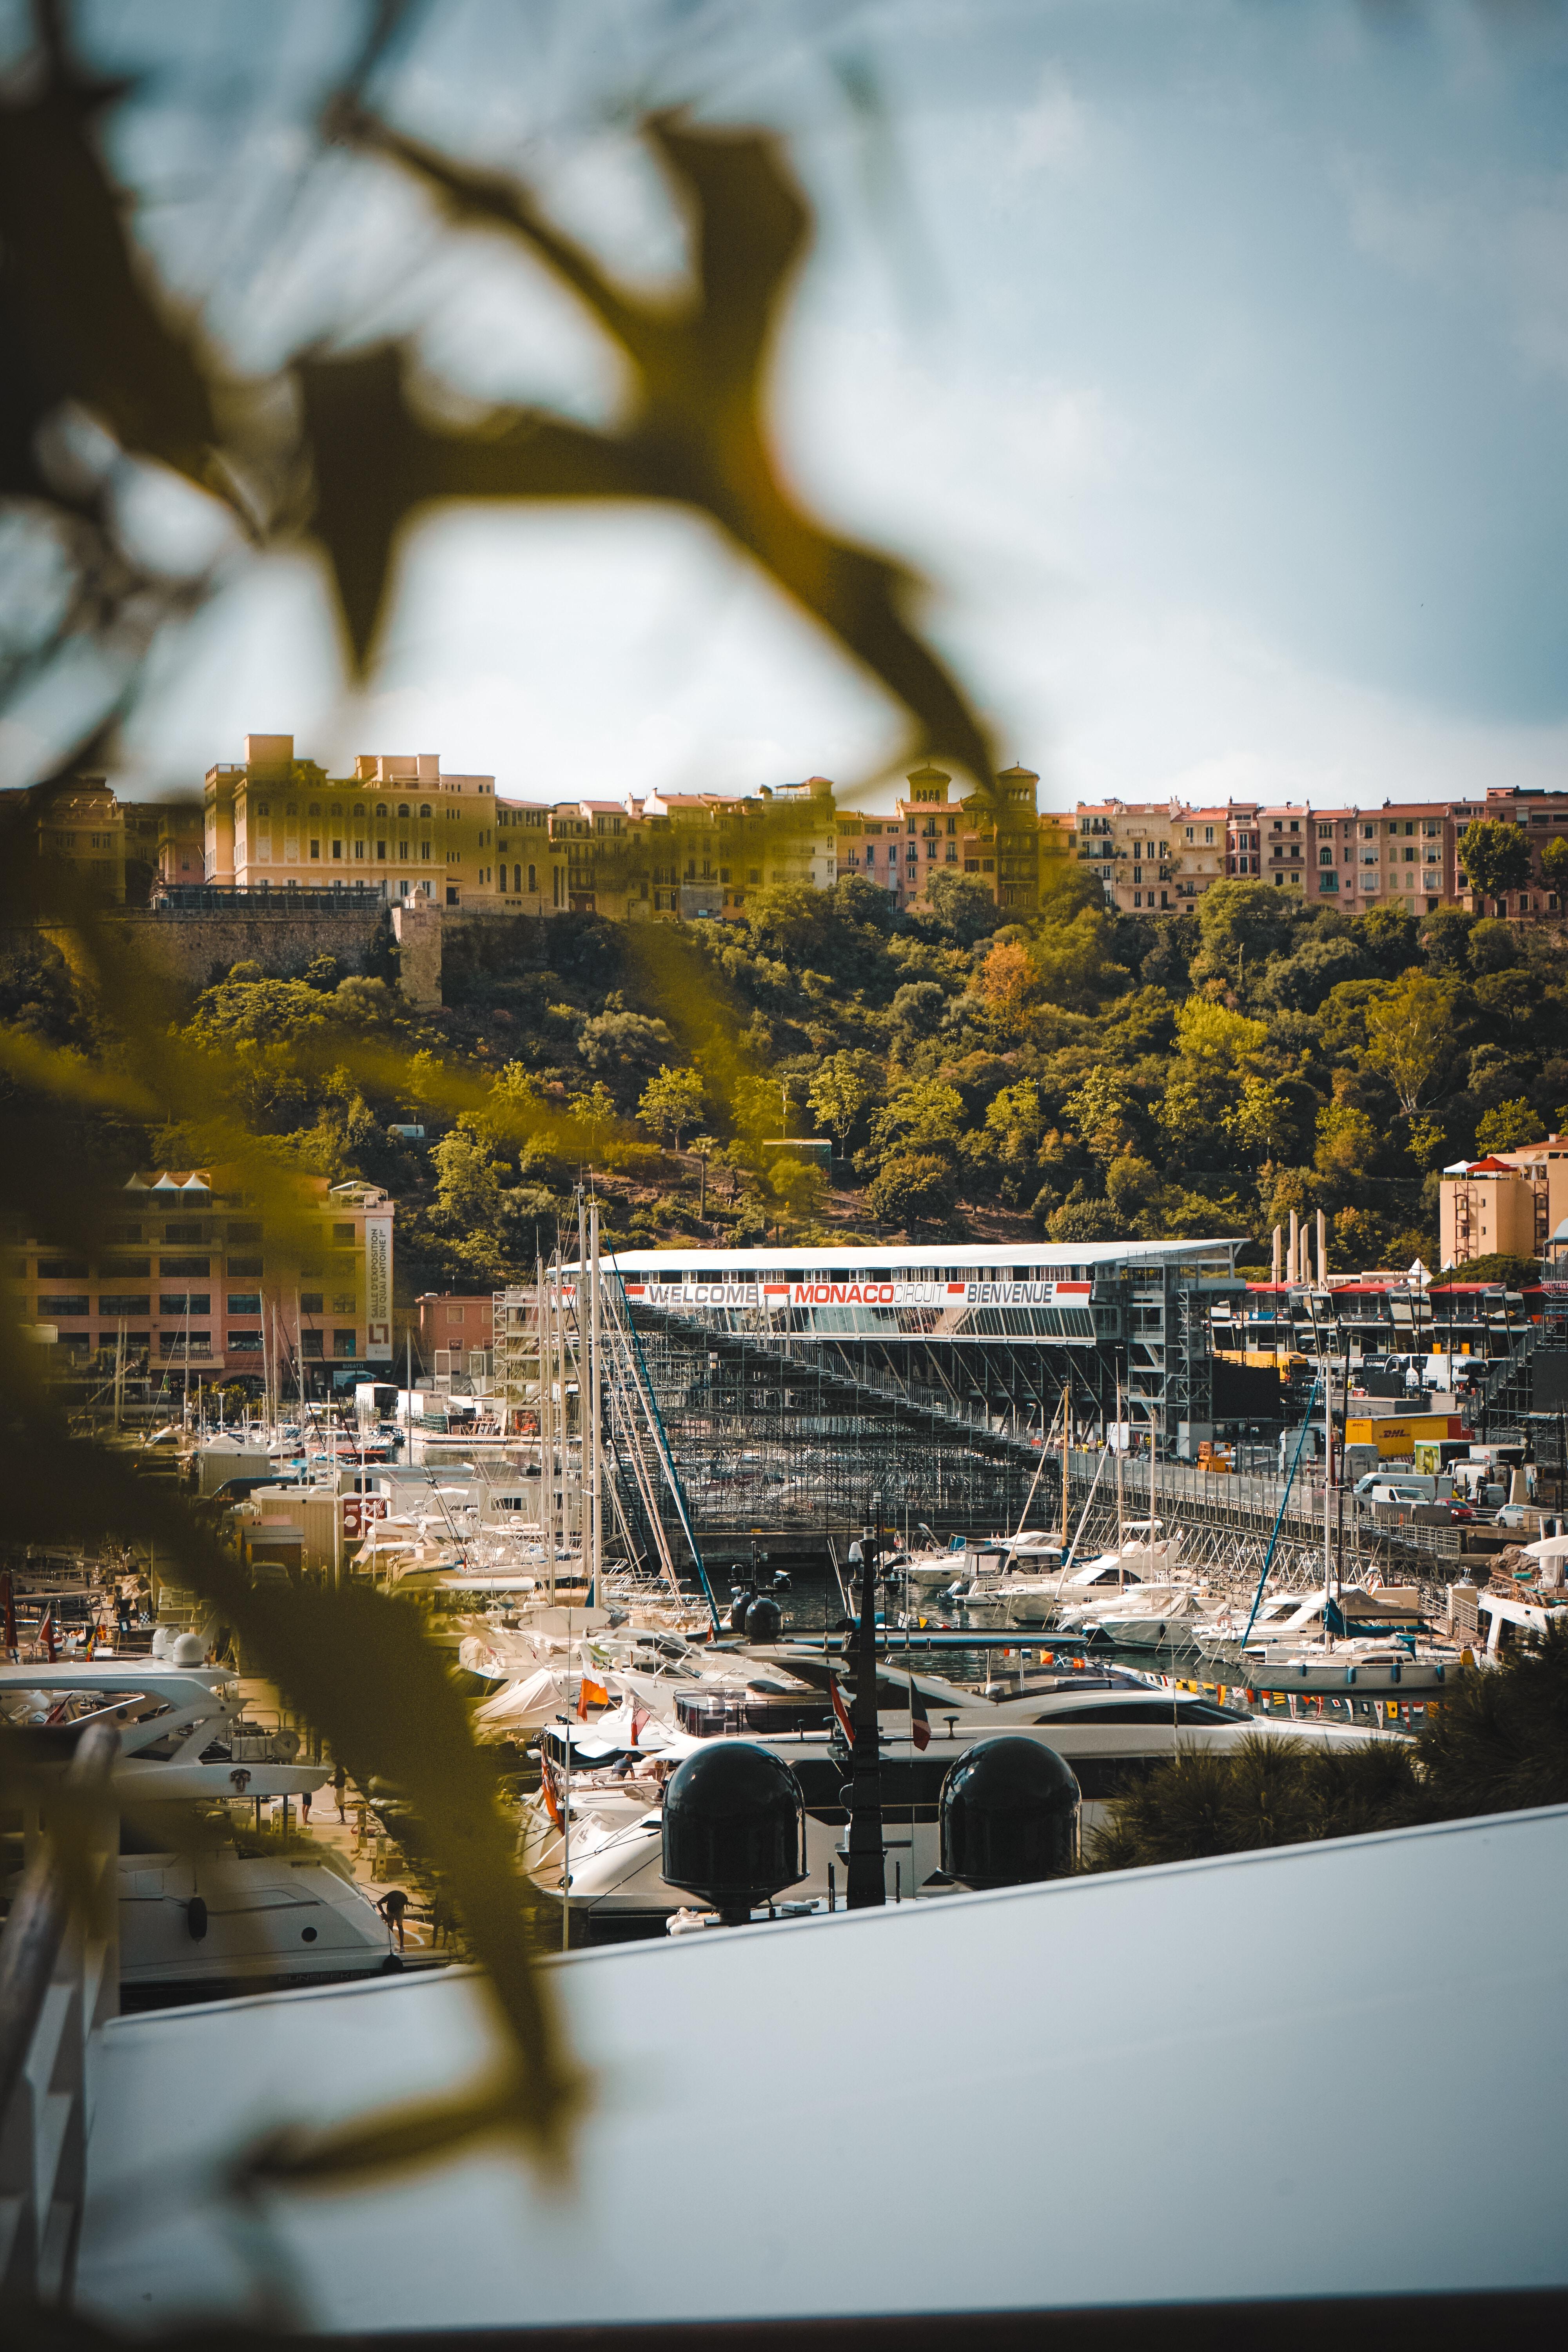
[1344,1667,1356,1686]
[185,1896,208,1942]
[379,1953,404,1973]
[1388,1662,1401,1686]
[1435,1664,1445,1684]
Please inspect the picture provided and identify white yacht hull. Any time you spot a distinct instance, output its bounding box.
[117,1847,412,2003]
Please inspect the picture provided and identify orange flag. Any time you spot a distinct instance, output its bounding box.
[577,1675,609,1718]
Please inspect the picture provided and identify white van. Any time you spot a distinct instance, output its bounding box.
[1355,1474,1448,1505]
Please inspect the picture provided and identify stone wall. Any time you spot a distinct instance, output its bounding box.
[79,904,394,991]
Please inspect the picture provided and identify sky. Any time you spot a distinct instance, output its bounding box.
[13,0,1568,813]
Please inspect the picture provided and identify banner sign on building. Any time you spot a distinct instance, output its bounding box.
[364,1214,393,1361]
[620,1276,1094,1312]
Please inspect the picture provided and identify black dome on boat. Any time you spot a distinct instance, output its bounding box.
[940,1736,1078,1889]
[662,1741,806,1924]
[744,1593,782,1642]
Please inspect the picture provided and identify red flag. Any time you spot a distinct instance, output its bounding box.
[830,1677,854,1745]
[909,1687,931,1751]
[577,1674,609,1719]
[42,1609,56,1662]
[540,1757,562,1828]
[631,1702,652,1744]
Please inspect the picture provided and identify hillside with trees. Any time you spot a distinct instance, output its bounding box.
[12,860,1566,1299]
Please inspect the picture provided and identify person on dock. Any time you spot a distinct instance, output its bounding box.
[377,1887,408,1950]
[333,1760,348,1821]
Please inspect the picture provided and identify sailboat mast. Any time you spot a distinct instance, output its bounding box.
[1323,1348,1334,1647]
[588,1196,602,1602]
[1116,1370,1124,1588]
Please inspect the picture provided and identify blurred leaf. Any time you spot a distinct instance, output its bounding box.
[305,110,995,791]
[0,5,219,501]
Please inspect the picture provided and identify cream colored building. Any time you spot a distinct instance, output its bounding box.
[1439,1156,1544,1268]
[204,736,512,909]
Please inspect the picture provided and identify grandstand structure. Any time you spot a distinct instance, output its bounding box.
[498,1240,1247,1557]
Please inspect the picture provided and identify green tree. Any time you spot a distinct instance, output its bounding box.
[1063,1066,1140,1163]
[766,1152,827,1226]
[866,1150,958,1228]
[808,1050,883,1149]
[921,867,1002,946]
[1047,1197,1119,1243]
[432,1123,504,1232]
[1459,818,1533,909]
[638,1063,705,1147]
[1406,1112,1446,1169]
[1314,1100,1379,1183]
[1475,1097,1540,1153]
[1174,997,1267,1067]
[1104,1154,1158,1216]
[1158,1068,1229,1158]
[1363,970,1457,1114]
[730,1071,791,1144]
[1542,836,1568,895]
[1227,1075,1300,1166]
[578,1080,619,1158]
[1027,906,1129,1011]
[868,1078,965,1157]
[1192,877,1299,978]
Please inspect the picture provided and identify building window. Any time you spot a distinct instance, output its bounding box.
[300,1291,324,1315]
[331,1292,356,1315]
[159,1294,211,1316]
[332,839,343,860]
[301,1330,323,1359]
[226,1292,262,1315]
[421,842,432,860]
[228,1332,263,1353]
[377,840,387,860]
[310,838,320,860]
[333,1329,356,1357]
[40,1296,90,1317]
[528,864,537,893]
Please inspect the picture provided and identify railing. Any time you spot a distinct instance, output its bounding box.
[0,1718,119,2304]
[146,884,386,911]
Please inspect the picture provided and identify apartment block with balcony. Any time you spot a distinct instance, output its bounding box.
[837,764,1040,914]
[494,799,558,912]
[1074,798,1185,914]
[11,1168,393,1390]
[1468,786,1568,919]
[1353,803,1452,913]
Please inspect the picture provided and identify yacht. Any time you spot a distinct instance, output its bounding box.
[1,1653,406,2004]
[517,1671,1374,1939]
[958,1523,1178,1632]
[1074,1584,1225,1652]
